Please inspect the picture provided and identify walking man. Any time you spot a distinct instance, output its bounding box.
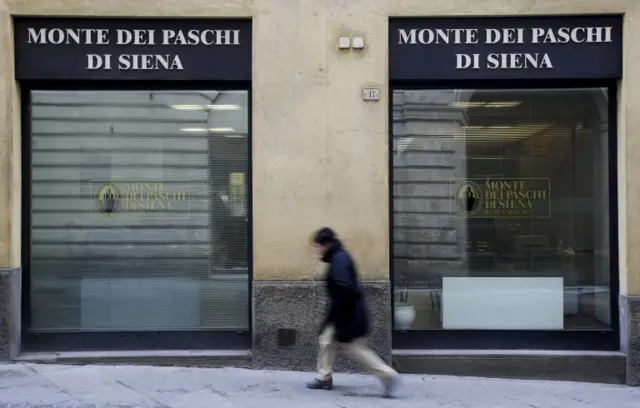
[307,227,399,398]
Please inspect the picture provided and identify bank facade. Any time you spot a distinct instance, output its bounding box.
[0,0,638,385]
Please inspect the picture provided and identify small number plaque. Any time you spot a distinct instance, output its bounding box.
[362,87,380,101]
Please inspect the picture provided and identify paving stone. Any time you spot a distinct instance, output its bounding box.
[0,363,639,408]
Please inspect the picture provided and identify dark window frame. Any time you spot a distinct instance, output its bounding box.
[21,80,253,351]
[389,79,620,351]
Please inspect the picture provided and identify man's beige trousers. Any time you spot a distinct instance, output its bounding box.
[316,325,397,383]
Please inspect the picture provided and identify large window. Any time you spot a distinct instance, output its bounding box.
[28,90,250,333]
[392,88,612,332]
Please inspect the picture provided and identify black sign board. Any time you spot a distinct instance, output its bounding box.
[389,15,622,81]
[14,18,252,81]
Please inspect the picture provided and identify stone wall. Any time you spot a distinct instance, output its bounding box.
[252,281,391,373]
[392,90,469,292]
[0,269,20,361]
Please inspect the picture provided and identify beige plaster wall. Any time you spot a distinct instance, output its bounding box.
[0,1,20,270]
[0,0,637,288]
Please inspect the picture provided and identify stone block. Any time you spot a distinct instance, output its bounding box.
[392,138,458,152]
[0,268,21,361]
[394,213,455,229]
[393,227,457,244]
[393,183,452,198]
[252,280,391,373]
[394,243,459,259]
[621,295,640,385]
[393,151,457,168]
[394,197,453,213]
[393,168,458,183]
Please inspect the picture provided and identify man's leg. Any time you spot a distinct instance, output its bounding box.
[344,337,399,396]
[307,325,337,390]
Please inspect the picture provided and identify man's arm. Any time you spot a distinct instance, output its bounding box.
[332,252,360,303]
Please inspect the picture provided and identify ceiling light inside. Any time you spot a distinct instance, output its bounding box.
[463,125,521,129]
[450,101,522,108]
[170,104,241,111]
[180,127,236,133]
[484,101,522,108]
[450,102,486,108]
[462,125,515,130]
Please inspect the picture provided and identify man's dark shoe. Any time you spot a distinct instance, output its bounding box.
[307,377,333,390]
[382,374,400,398]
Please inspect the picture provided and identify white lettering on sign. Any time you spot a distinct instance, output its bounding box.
[530,27,612,44]
[25,27,241,72]
[161,29,239,45]
[28,28,111,45]
[487,53,553,69]
[116,29,156,45]
[485,28,526,44]
[399,28,480,45]
[456,54,480,69]
[398,25,614,71]
[118,54,184,70]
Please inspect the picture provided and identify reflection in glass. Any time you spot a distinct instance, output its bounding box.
[29,90,250,332]
[392,88,611,331]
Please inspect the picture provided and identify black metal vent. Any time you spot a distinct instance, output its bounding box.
[277,328,297,348]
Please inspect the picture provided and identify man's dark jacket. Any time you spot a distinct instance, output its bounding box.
[320,239,369,343]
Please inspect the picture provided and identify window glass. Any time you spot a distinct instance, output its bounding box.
[392,88,611,331]
[29,90,249,332]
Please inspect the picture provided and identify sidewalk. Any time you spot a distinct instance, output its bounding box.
[1,363,639,408]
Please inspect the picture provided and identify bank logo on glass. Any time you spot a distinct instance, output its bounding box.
[95,182,120,214]
[91,181,190,217]
[451,178,550,219]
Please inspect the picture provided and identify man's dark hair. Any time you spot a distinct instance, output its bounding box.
[313,227,336,245]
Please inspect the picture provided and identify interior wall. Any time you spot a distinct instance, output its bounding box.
[513,124,603,256]
[0,0,635,288]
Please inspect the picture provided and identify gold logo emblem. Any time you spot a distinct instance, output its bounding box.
[456,180,482,215]
[95,182,120,214]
